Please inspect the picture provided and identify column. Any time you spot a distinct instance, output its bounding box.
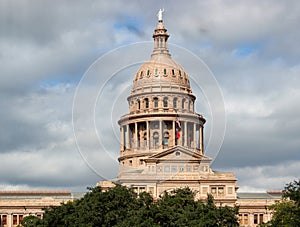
[193,123,197,149]
[120,126,124,151]
[184,121,187,147]
[199,125,203,153]
[126,124,130,149]
[172,120,175,146]
[146,121,150,150]
[135,122,138,150]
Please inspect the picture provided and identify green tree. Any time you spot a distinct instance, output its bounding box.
[260,179,300,227]
[39,185,239,227]
[20,215,41,227]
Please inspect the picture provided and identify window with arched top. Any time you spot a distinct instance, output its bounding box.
[188,100,191,111]
[153,97,158,108]
[147,70,150,76]
[155,69,158,75]
[182,98,185,109]
[164,68,167,75]
[173,98,177,109]
[140,71,143,79]
[163,131,169,146]
[144,98,149,109]
[137,100,140,110]
[153,132,159,149]
[172,69,175,76]
[163,97,168,108]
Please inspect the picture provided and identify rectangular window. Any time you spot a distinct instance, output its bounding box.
[259,214,264,224]
[254,214,258,224]
[19,215,23,224]
[193,165,199,172]
[238,214,243,225]
[210,186,225,198]
[13,215,18,225]
[2,215,7,225]
[244,214,248,225]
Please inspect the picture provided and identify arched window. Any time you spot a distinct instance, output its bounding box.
[137,100,140,110]
[153,97,158,108]
[140,71,143,79]
[155,69,158,75]
[153,132,159,149]
[172,69,175,76]
[163,97,168,108]
[173,98,177,109]
[144,98,149,109]
[182,99,185,109]
[163,131,169,147]
[143,132,147,147]
[188,100,191,111]
[147,70,150,76]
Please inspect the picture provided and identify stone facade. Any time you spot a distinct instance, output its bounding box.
[0,191,73,227]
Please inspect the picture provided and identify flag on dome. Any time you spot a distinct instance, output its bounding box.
[175,117,181,139]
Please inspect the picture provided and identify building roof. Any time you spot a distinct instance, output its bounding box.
[237,192,282,200]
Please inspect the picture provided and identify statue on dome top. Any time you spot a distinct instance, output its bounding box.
[157,8,164,21]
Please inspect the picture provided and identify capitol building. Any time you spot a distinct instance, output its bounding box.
[0,12,282,227]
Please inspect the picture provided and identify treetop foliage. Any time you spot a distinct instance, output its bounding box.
[22,184,239,227]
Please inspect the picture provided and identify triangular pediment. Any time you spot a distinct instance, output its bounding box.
[145,146,211,163]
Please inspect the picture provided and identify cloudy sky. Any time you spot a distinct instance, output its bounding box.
[1,0,299,192]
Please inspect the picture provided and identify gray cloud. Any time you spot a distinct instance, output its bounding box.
[0,0,299,191]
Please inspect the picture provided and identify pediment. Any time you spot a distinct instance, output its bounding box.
[145,146,211,163]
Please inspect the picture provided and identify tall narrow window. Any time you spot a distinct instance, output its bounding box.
[182,99,185,109]
[172,69,175,76]
[140,71,143,78]
[164,68,167,75]
[13,215,17,225]
[163,131,169,146]
[163,97,168,108]
[173,98,177,108]
[154,97,158,108]
[147,70,150,76]
[137,100,140,110]
[155,69,158,75]
[153,132,159,149]
[179,70,182,77]
[2,215,7,225]
[144,98,149,108]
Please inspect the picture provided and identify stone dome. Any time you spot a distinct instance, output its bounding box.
[130,21,192,95]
